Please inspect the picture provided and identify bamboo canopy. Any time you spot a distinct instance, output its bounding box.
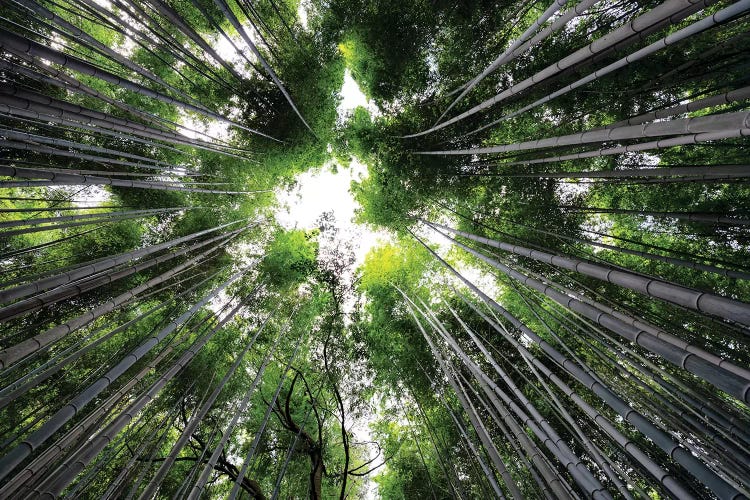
[1,0,748,497]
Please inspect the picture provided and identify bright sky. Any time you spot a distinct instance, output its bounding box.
[273,158,392,267]
[297,0,310,30]
[274,70,389,270]
[338,69,381,119]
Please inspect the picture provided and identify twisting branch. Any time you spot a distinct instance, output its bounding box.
[136,453,265,498]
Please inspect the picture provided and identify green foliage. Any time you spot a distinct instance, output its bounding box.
[314,0,432,105]
[260,228,320,289]
[355,239,441,393]
[3,0,750,497]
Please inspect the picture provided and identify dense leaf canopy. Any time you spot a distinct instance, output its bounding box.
[0,0,749,498]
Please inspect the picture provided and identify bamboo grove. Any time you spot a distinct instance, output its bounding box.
[0,0,748,497]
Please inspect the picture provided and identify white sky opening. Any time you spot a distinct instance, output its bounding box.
[65,185,112,207]
[274,158,391,269]
[274,69,387,271]
[297,0,311,30]
[176,109,232,142]
[337,69,381,119]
